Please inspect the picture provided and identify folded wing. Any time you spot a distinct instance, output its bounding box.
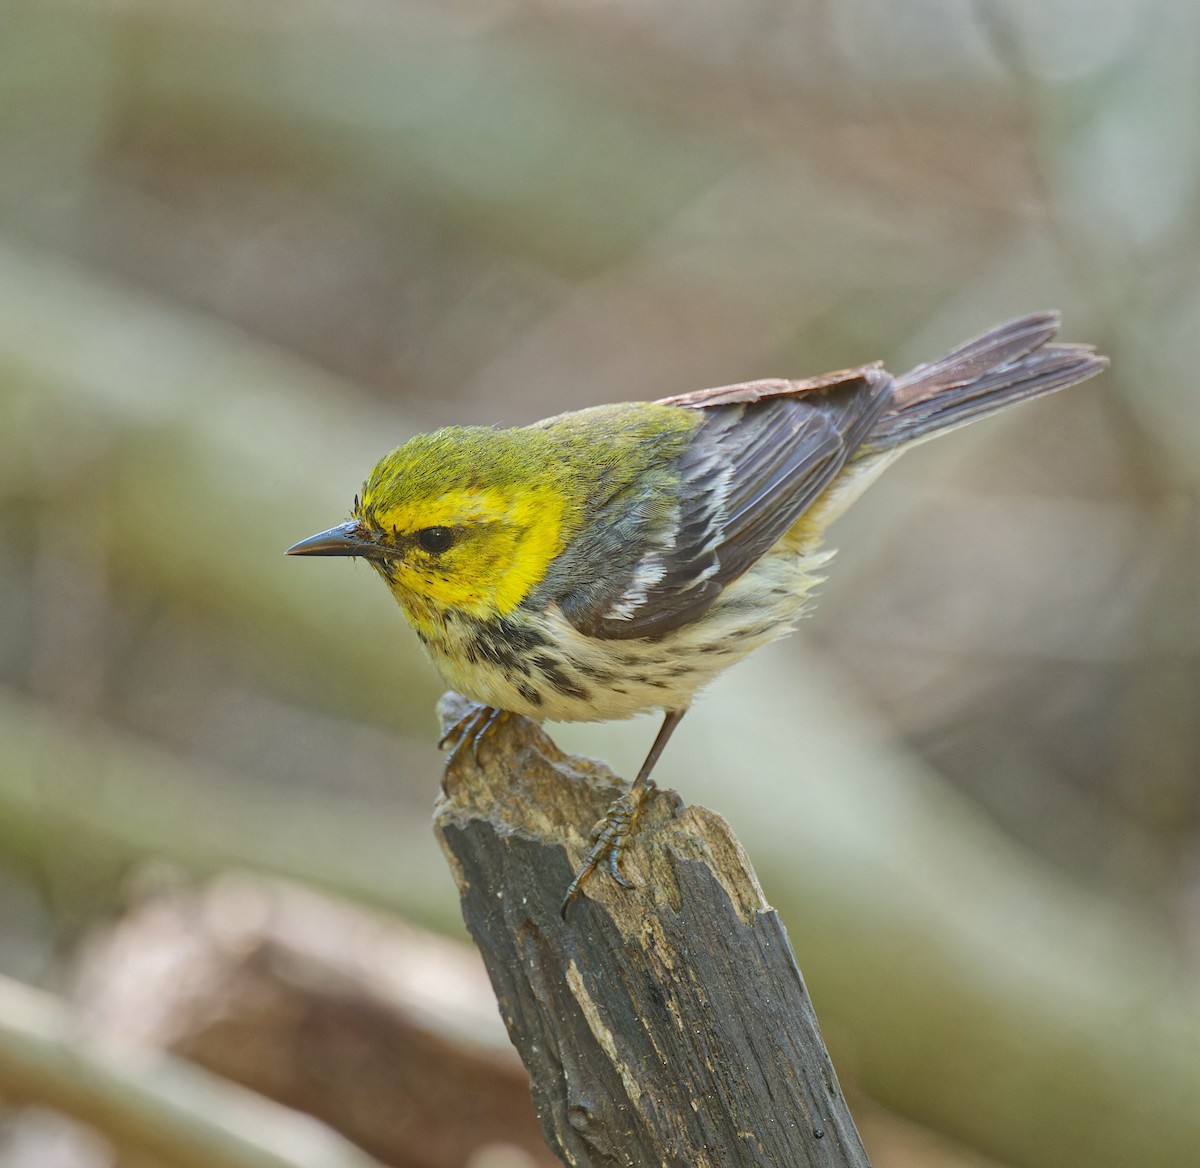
[558,367,893,639]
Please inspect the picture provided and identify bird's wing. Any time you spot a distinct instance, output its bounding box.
[557,366,893,640]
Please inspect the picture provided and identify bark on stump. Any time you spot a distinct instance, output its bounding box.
[433,693,871,1168]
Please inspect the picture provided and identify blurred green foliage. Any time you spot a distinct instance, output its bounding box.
[0,2,1198,1167]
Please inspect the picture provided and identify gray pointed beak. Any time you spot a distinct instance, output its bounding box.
[286,520,382,559]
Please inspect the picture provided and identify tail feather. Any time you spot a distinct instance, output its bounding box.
[867,313,1108,451]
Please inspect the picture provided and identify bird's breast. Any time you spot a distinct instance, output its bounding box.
[411,539,830,724]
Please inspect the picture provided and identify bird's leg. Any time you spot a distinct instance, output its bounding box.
[438,703,511,768]
[561,708,687,916]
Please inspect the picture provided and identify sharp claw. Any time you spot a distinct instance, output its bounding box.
[470,716,487,763]
[560,786,649,915]
[439,710,471,753]
[470,708,509,762]
[441,706,523,776]
[607,848,634,888]
[561,710,682,916]
[560,851,599,918]
[441,705,491,765]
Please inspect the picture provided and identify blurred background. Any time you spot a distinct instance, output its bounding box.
[1,1,1198,1167]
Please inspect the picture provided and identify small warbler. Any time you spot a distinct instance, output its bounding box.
[289,313,1106,908]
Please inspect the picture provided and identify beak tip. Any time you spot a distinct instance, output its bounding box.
[286,521,376,558]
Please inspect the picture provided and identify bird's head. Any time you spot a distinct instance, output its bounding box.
[287,427,575,627]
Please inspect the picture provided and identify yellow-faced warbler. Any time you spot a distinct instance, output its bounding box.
[289,313,1106,909]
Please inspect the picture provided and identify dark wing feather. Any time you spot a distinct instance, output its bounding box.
[558,367,893,639]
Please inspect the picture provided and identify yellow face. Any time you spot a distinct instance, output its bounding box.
[309,407,694,633]
[357,479,568,629]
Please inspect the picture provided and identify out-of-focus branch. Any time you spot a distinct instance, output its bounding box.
[0,687,445,923]
[0,234,438,733]
[72,877,558,1168]
[0,973,384,1168]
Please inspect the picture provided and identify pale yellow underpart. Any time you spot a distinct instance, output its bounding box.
[374,485,567,623]
[428,546,832,722]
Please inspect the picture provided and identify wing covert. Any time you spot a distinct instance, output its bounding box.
[556,367,894,640]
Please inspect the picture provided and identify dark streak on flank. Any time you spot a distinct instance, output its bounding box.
[575,661,620,684]
[495,616,552,652]
[516,682,544,707]
[459,614,561,681]
[531,654,590,702]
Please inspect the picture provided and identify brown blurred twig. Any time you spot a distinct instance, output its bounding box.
[0,973,384,1168]
[72,877,558,1168]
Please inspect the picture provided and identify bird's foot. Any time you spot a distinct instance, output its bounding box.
[438,703,511,769]
[561,780,656,916]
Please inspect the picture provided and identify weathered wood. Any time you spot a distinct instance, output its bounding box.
[433,693,871,1168]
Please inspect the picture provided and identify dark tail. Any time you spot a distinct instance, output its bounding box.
[866,312,1108,451]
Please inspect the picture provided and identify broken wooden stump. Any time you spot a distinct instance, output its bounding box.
[434,692,871,1168]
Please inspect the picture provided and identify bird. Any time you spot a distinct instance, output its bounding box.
[288,312,1107,910]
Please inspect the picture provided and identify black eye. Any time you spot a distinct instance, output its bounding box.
[416,526,455,554]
